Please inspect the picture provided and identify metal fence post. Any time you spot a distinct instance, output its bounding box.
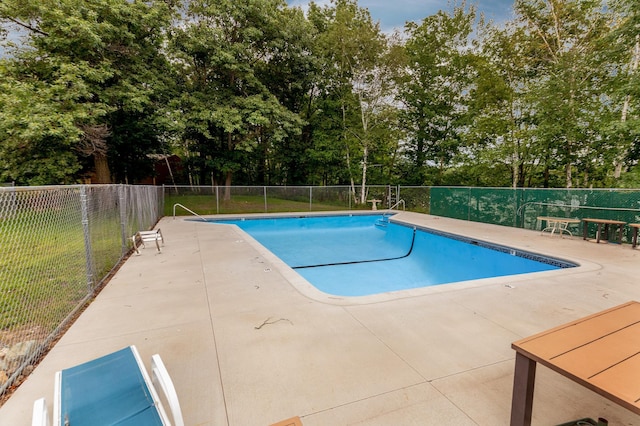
[80,185,95,292]
[216,185,219,214]
[264,186,268,212]
[159,185,165,218]
[309,186,312,211]
[119,185,128,254]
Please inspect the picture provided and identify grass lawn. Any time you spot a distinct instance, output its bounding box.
[0,213,86,335]
[0,209,125,338]
[165,194,367,217]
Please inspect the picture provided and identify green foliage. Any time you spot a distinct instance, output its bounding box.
[398,4,477,185]
[0,65,86,184]
[1,0,639,189]
[514,0,621,187]
[170,0,304,187]
[0,0,174,184]
[308,0,403,200]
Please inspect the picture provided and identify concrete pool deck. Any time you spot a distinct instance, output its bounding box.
[1,211,639,425]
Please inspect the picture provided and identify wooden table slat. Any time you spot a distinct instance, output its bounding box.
[550,322,640,378]
[582,219,627,225]
[589,353,640,408]
[514,303,640,360]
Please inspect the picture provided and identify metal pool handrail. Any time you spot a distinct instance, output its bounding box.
[387,199,406,211]
[382,199,405,218]
[172,203,207,221]
[376,199,406,227]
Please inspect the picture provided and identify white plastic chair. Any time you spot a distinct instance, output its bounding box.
[152,354,185,426]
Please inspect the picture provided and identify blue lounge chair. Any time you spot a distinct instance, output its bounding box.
[32,345,183,426]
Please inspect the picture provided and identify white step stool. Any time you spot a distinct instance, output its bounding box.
[132,229,164,254]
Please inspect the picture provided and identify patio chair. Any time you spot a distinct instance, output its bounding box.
[32,345,184,426]
[132,228,164,254]
[31,397,49,426]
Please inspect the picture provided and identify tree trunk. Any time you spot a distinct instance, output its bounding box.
[512,133,521,188]
[224,133,233,201]
[543,164,550,188]
[93,152,111,184]
[341,101,357,204]
[224,171,232,201]
[517,162,526,188]
[360,144,368,205]
[565,162,572,188]
[358,91,369,206]
[346,146,357,204]
[614,36,640,179]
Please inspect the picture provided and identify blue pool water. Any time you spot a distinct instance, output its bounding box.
[211,214,575,297]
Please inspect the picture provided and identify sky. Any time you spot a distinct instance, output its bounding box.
[287,0,516,32]
[1,0,516,55]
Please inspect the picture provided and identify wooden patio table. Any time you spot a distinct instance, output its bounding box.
[510,301,640,426]
[581,218,626,244]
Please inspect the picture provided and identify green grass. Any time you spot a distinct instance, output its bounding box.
[165,194,366,216]
[0,209,125,334]
[0,213,85,332]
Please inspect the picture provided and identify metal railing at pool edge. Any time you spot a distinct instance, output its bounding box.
[172,203,208,222]
[377,199,406,226]
[387,199,406,212]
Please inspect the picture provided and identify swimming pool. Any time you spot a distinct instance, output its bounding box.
[211,214,576,297]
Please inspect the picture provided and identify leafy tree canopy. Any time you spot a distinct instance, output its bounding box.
[0,0,639,189]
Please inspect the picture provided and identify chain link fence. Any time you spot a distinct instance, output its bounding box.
[0,185,163,398]
[165,185,431,216]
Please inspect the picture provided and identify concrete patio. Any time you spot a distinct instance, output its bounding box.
[1,211,639,425]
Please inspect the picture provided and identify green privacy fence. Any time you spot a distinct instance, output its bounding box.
[430,187,640,242]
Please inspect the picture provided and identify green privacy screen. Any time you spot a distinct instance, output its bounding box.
[429,187,640,242]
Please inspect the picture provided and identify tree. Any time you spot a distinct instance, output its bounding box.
[398,3,477,185]
[170,0,303,197]
[514,0,614,188]
[0,66,86,184]
[0,0,175,184]
[465,22,540,188]
[608,0,640,181]
[311,0,401,202]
